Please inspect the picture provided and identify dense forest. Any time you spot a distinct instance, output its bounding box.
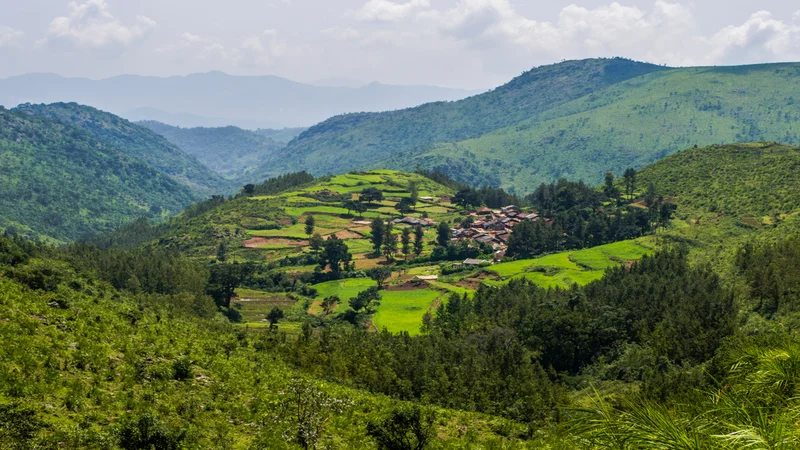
[0,107,197,242]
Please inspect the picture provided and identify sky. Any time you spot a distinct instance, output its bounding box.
[1,0,799,89]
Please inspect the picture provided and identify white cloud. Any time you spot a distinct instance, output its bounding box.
[45,0,155,51]
[0,26,24,48]
[158,30,287,68]
[354,0,431,22]
[706,11,800,64]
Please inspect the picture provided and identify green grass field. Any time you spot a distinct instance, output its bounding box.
[372,289,442,335]
[312,278,376,302]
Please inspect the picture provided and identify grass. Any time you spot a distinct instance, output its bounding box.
[312,278,376,303]
[372,289,442,335]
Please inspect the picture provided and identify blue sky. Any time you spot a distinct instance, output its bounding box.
[1,0,799,88]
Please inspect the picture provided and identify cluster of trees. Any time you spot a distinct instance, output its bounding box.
[369,218,425,261]
[241,171,315,196]
[507,174,674,258]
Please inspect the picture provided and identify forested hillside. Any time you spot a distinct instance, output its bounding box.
[138,121,287,181]
[0,108,196,242]
[268,59,800,192]
[14,103,229,194]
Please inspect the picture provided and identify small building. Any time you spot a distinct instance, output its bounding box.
[501,205,521,214]
[414,275,439,281]
[419,196,435,202]
[463,258,489,266]
[522,213,540,221]
[476,207,493,216]
[496,232,511,243]
[494,250,506,261]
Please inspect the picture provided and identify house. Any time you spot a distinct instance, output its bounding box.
[476,207,493,216]
[414,275,439,281]
[496,232,511,243]
[419,196,435,202]
[501,205,521,214]
[393,217,436,227]
[494,250,506,261]
[463,258,489,266]
[522,213,540,221]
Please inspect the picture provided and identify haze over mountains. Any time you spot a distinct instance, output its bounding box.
[0,71,479,129]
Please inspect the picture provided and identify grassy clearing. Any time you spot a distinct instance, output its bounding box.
[373,289,442,335]
[312,278,376,303]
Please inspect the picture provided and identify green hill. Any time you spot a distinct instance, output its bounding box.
[138,121,287,182]
[638,142,800,218]
[0,107,197,242]
[267,59,800,192]
[14,103,229,194]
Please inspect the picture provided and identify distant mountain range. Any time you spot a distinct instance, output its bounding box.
[262,58,800,192]
[138,121,303,181]
[0,72,479,129]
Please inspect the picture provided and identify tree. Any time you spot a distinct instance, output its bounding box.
[604,172,619,200]
[267,307,285,329]
[353,201,368,218]
[277,378,352,450]
[401,228,412,256]
[383,222,398,261]
[341,199,356,216]
[436,221,451,248]
[414,226,424,256]
[320,235,351,274]
[623,168,637,200]
[371,218,385,253]
[395,197,415,214]
[367,405,436,450]
[360,187,384,204]
[370,267,392,289]
[408,181,419,209]
[304,215,315,237]
[506,220,538,258]
[216,242,227,262]
[349,286,381,312]
[242,184,256,195]
[453,188,482,209]
[309,233,324,254]
[320,295,340,315]
[206,262,257,309]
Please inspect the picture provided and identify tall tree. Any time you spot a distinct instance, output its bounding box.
[623,168,637,200]
[436,222,451,248]
[304,215,315,238]
[320,235,351,274]
[370,267,392,290]
[370,218,385,253]
[309,233,324,255]
[414,225,425,257]
[360,187,384,204]
[603,172,619,200]
[408,181,419,210]
[401,228,412,257]
[349,286,381,313]
[383,222,398,261]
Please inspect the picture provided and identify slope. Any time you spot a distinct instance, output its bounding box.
[14,103,229,194]
[263,58,665,180]
[409,63,800,191]
[269,60,800,193]
[138,120,286,181]
[0,107,196,242]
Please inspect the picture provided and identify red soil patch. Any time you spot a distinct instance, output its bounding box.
[334,230,362,239]
[456,271,497,290]
[243,237,308,248]
[385,280,427,291]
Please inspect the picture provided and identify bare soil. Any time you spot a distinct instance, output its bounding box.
[243,237,308,248]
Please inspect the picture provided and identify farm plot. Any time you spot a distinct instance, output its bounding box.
[372,289,442,336]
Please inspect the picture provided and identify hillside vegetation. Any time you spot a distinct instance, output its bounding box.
[14,103,229,194]
[138,121,287,181]
[268,59,800,192]
[0,107,196,242]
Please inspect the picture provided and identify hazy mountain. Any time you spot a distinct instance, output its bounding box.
[0,72,478,129]
[262,58,800,192]
[139,120,289,181]
[14,103,230,195]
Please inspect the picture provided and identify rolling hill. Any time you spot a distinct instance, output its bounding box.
[0,71,478,129]
[137,121,289,181]
[0,107,197,242]
[265,59,800,192]
[13,103,229,194]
